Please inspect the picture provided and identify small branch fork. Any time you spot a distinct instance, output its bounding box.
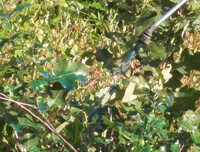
[0,92,77,152]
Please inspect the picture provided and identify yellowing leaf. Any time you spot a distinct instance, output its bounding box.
[122,82,137,103]
[162,64,172,83]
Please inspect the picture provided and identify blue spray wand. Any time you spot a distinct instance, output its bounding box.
[121,0,188,73]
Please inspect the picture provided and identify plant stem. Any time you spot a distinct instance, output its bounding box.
[0,92,77,152]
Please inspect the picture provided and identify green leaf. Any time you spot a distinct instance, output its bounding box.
[40,57,54,65]
[71,1,84,10]
[21,133,38,151]
[102,116,123,133]
[144,145,153,152]
[29,80,48,93]
[48,90,67,108]
[62,107,81,121]
[37,68,50,78]
[171,143,181,152]
[50,16,61,25]
[5,22,11,30]
[179,110,200,132]
[142,65,161,77]
[36,97,49,111]
[0,38,9,47]
[0,65,15,77]
[173,50,200,74]
[133,75,150,90]
[10,117,42,133]
[135,12,157,36]
[157,105,167,114]
[30,146,40,152]
[169,0,180,3]
[91,2,104,11]
[10,3,31,16]
[160,129,169,140]
[148,42,166,60]
[56,122,69,133]
[46,59,89,90]
[93,137,110,144]
[165,70,183,89]
[192,16,200,29]
[169,87,200,116]
[17,117,43,130]
[192,130,200,144]
[10,124,23,133]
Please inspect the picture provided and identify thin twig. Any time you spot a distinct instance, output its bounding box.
[13,131,23,152]
[0,92,77,152]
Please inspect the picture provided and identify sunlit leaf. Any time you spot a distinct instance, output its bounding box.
[46,59,89,90]
[148,42,166,60]
[48,90,67,108]
[171,143,181,152]
[10,3,31,16]
[122,82,137,103]
[191,130,200,144]
[56,122,69,133]
[179,110,200,132]
[91,2,104,11]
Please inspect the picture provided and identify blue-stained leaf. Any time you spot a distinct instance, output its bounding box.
[37,68,50,78]
[36,97,50,111]
[157,105,167,114]
[46,59,89,90]
[160,129,169,140]
[121,50,136,72]
[39,57,54,66]
[48,45,54,52]
[10,123,24,133]
[93,137,110,144]
[29,80,48,92]
[168,87,200,116]
[17,117,43,130]
[0,33,20,46]
[10,3,31,16]
[0,38,9,46]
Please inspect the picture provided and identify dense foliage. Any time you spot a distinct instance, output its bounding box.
[0,0,200,151]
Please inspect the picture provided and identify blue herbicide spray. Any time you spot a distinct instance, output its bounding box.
[121,0,188,73]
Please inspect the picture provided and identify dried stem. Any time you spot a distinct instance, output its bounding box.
[0,92,77,152]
